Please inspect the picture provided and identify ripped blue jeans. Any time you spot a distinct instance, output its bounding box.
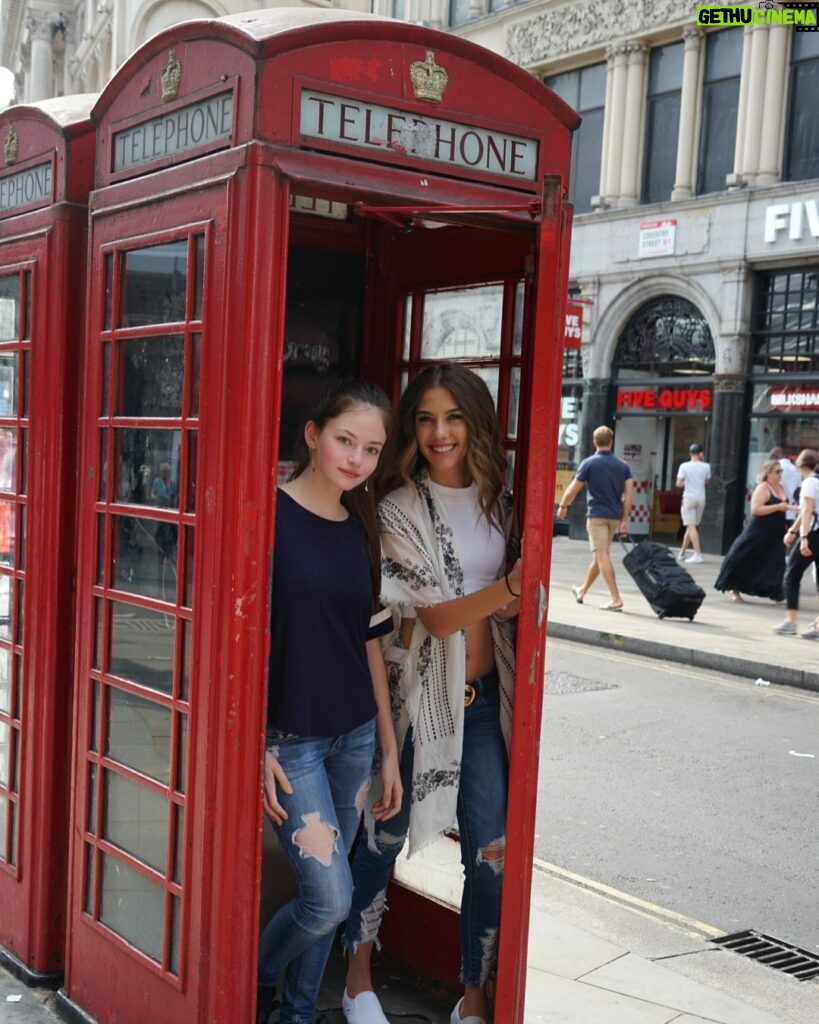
[258,717,376,1024]
[344,687,508,987]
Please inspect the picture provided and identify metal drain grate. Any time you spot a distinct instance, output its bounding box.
[711,930,819,981]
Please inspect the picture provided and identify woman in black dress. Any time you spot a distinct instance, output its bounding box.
[715,459,799,602]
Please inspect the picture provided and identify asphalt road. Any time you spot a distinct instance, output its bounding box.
[536,638,819,954]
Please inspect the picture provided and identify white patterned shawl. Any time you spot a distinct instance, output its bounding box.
[367,469,516,857]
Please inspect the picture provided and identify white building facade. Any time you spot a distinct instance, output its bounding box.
[0,0,368,103]
[405,0,818,550]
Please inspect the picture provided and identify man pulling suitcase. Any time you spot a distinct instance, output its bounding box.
[557,425,634,611]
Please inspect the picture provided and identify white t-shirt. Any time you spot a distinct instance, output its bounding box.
[779,458,801,503]
[428,479,506,592]
[800,474,819,532]
[399,481,506,620]
[677,460,711,501]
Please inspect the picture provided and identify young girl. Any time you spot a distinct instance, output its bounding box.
[257,380,403,1024]
[342,364,521,1024]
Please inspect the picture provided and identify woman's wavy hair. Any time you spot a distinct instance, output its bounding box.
[381,363,508,524]
[290,378,394,599]
[757,459,781,484]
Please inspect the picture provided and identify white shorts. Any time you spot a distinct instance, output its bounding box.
[681,497,705,526]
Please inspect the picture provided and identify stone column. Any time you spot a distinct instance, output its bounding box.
[26,12,54,102]
[61,16,76,96]
[757,23,790,184]
[700,374,747,554]
[672,28,704,201]
[729,27,753,186]
[738,23,770,184]
[618,44,649,206]
[593,56,615,208]
[602,44,629,204]
[568,378,611,540]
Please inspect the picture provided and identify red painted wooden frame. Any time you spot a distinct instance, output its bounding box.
[61,12,577,1024]
[0,97,95,982]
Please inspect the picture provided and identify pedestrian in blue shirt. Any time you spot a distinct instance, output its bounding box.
[557,425,634,611]
[257,379,403,1024]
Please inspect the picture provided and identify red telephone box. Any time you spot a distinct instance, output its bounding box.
[60,11,576,1024]
[0,97,94,982]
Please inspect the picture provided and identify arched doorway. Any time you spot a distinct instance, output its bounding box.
[612,296,715,537]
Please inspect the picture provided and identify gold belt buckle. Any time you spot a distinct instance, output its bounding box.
[464,683,476,707]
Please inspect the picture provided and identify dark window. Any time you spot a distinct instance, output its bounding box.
[751,267,819,374]
[449,0,471,27]
[545,63,606,213]
[642,43,684,204]
[697,29,743,195]
[785,33,819,182]
[615,296,715,378]
[563,347,583,379]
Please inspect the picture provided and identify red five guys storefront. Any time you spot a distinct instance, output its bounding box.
[26,10,579,1024]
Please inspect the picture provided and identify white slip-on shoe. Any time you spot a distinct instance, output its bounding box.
[449,996,486,1024]
[342,988,390,1024]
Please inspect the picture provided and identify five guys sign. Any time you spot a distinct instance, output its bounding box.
[616,387,712,411]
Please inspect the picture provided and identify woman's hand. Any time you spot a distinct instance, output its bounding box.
[506,557,522,597]
[496,598,520,620]
[263,750,294,826]
[371,749,402,821]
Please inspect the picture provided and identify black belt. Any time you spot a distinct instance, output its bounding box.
[464,668,499,707]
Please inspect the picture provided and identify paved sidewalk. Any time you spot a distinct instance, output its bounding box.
[0,969,58,1023]
[545,535,819,692]
[2,535,815,1024]
[524,534,818,1024]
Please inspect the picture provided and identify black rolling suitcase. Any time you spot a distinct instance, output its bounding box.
[620,537,706,621]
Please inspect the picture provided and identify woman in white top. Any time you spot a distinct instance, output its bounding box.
[341,364,521,1024]
[776,448,819,637]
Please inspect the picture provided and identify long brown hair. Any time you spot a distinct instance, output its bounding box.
[381,363,508,524]
[290,379,394,599]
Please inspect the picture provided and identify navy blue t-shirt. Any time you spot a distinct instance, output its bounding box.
[575,450,632,519]
[267,490,389,737]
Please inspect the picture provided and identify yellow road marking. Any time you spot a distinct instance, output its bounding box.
[532,857,724,940]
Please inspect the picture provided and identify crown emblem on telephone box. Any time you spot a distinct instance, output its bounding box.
[161,50,182,101]
[4,127,17,166]
[409,51,449,104]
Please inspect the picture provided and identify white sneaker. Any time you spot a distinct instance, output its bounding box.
[450,997,486,1024]
[676,550,686,561]
[343,989,390,1024]
[685,553,704,564]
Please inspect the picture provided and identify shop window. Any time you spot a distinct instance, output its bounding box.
[751,267,819,374]
[391,0,407,19]
[697,28,742,195]
[642,43,684,204]
[615,296,715,377]
[544,64,606,214]
[784,32,819,182]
